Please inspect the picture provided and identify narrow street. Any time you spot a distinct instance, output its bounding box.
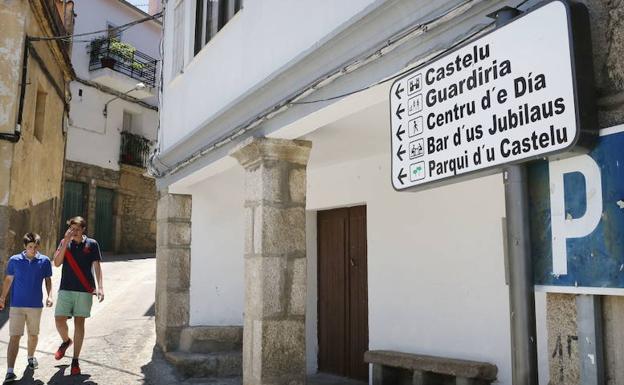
[0,255,181,385]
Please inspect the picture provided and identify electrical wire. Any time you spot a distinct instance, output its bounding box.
[291,0,532,106]
[150,0,533,178]
[290,24,490,106]
[30,11,162,43]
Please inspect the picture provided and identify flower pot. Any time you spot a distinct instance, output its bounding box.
[101,57,116,69]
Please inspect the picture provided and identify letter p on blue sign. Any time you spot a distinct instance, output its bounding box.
[530,126,624,294]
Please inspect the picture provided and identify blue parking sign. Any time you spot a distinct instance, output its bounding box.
[529,125,624,294]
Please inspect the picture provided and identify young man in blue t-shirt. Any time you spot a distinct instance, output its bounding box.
[0,233,53,383]
[53,216,104,376]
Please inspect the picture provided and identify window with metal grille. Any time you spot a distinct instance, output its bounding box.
[194,0,242,55]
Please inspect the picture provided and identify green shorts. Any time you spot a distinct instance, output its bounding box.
[55,290,94,318]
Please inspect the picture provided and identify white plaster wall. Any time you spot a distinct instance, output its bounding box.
[189,165,245,326]
[66,82,158,170]
[66,0,161,170]
[301,106,549,384]
[305,212,318,375]
[71,0,161,80]
[179,101,549,383]
[160,0,377,150]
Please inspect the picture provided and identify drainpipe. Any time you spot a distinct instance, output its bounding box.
[0,37,29,143]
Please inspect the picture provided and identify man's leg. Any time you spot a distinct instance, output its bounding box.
[7,336,21,370]
[26,335,37,358]
[72,317,85,359]
[7,308,25,373]
[54,316,70,342]
[25,308,42,360]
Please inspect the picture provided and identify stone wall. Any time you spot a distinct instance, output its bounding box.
[156,192,192,352]
[64,160,157,254]
[546,1,624,385]
[118,164,157,253]
[0,0,72,271]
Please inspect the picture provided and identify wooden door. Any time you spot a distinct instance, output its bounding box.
[95,187,114,252]
[61,181,87,237]
[317,206,368,381]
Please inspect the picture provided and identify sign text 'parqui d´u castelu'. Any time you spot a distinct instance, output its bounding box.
[390,0,593,190]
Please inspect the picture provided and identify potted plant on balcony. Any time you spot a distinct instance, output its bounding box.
[90,37,116,69]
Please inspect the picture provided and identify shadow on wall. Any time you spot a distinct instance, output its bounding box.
[3,198,61,276]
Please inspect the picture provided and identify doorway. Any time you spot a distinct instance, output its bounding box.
[317,205,368,381]
[94,187,114,252]
[61,181,87,237]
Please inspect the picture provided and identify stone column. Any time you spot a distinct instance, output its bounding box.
[231,137,311,385]
[155,190,192,352]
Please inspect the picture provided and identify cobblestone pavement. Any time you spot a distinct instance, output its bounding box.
[0,255,183,385]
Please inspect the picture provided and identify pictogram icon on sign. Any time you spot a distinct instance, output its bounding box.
[408,117,423,137]
[407,73,422,95]
[408,95,423,115]
[409,139,424,159]
[410,162,425,181]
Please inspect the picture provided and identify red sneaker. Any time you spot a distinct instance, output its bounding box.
[70,362,81,376]
[54,339,72,360]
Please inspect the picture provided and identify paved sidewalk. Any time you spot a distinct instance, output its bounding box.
[0,255,368,385]
[0,255,183,385]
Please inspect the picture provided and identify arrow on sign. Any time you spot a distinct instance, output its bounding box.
[395,104,405,120]
[395,84,405,100]
[395,124,405,141]
[398,168,407,185]
[396,144,406,161]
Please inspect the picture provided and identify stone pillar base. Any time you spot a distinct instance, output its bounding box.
[156,192,192,352]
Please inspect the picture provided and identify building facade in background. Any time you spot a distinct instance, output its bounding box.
[154,0,624,384]
[63,0,161,254]
[0,0,74,269]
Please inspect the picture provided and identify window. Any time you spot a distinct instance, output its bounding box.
[122,110,141,133]
[172,0,185,75]
[33,88,47,142]
[194,0,242,55]
[107,22,121,40]
[122,110,133,132]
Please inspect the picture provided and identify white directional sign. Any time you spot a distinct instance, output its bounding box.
[390,1,590,190]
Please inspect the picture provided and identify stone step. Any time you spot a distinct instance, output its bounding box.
[165,351,243,378]
[180,376,242,385]
[179,326,243,353]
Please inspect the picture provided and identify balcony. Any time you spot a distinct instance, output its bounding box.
[89,38,158,96]
[120,131,153,169]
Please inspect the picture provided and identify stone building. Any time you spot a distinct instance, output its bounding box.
[61,0,161,254]
[153,1,624,385]
[0,0,74,267]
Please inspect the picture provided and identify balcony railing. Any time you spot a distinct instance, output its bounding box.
[89,38,158,87]
[120,131,152,169]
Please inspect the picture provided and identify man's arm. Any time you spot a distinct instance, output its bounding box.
[93,260,104,302]
[53,228,74,267]
[45,277,53,307]
[0,275,14,310]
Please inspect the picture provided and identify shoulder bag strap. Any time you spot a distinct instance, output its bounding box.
[64,249,95,294]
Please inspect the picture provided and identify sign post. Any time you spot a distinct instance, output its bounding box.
[493,7,538,385]
[389,2,595,385]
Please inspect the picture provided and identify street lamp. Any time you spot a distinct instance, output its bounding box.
[102,82,146,117]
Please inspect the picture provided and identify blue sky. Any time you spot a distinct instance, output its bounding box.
[126,0,149,12]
